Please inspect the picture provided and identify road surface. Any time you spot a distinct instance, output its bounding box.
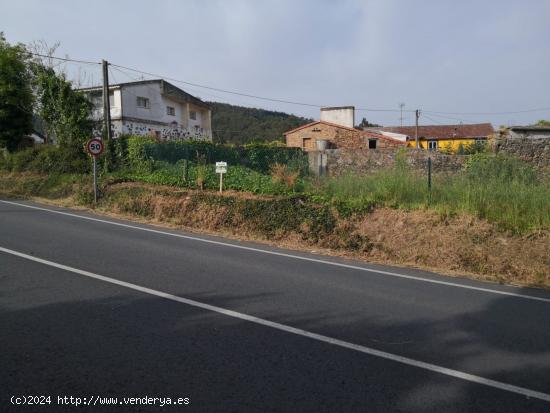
[1,199,549,412]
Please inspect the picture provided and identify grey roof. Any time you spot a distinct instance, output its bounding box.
[509,125,550,132]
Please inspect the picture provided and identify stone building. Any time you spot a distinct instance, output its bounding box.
[284,107,405,151]
[508,125,550,140]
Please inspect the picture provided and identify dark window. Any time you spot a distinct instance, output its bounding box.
[189,111,197,120]
[166,106,175,116]
[368,139,377,149]
[428,140,438,150]
[136,97,150,108]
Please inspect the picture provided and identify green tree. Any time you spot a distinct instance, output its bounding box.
[208,101,313,144]
[356,117,380,129]
[535,120,550,127]
[31,63,93,149]
[0,33,34,152]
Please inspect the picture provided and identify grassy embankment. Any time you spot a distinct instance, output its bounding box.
[0,144,548,288]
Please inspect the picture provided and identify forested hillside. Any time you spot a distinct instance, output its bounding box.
[208,101,313,144]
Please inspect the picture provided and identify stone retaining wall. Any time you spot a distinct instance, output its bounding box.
[493,137,550,173]
[324,148,466,176]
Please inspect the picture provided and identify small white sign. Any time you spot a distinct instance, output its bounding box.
[216,162,227,174]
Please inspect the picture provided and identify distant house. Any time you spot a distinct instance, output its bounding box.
[508,125,550,140]
[366,123,494,152]
[285,107,405,151]
[78,79,212,141]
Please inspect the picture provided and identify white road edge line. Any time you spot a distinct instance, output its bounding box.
[1,199,549,304]
[1,245,549,403]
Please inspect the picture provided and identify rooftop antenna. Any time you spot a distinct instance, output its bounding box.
[399,102,405,127]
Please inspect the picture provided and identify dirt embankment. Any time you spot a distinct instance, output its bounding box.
[1,173,548,288]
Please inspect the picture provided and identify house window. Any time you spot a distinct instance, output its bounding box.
[166,106,175,116]
[189,111,197,120]
[109,92,115,108]
[428,140,438,150]
[136,97,150,108]
[368,139,377,149]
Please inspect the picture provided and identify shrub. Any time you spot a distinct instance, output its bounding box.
[124,137,309,176]
[270,163,299,189]
[9,147,40,171]
[29,146,89,174]
[1,145,89,174]
[127,135,155,173]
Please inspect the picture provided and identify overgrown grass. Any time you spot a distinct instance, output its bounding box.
[307,154,550,233]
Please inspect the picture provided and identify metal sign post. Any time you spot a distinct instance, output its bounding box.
[215,162,227,193]
[93,156,97,203]
[85,138,105,204]
[427,157,432,204]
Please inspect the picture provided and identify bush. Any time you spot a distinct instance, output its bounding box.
[124,137,308,176]
[9,147,40,171]
[30,146,89,174]
[270,163,299,189]
[243,142,308,175]
[1,145,90,174]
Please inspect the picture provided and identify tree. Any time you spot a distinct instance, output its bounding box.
[535,120,550,127]
[356,117,380,129]
[208,101,313,144]
[0,33,34,152]
[31,63,93,149]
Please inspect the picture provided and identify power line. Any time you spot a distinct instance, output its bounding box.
[423,107,550,116]
[27,52,550,117]
[29,52,100,66]
[110,62,414,113]
[422,112,480,124]
[110,63,326,109]
[421,114,447,125]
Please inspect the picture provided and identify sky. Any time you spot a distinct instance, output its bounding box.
[1,0,549,127]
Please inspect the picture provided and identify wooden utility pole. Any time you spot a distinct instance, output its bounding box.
[102,60,112,141]
[415,109,420,148]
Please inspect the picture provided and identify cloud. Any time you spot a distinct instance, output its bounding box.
[1,0,549,125]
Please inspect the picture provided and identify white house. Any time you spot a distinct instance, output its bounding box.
[79,79,212,140]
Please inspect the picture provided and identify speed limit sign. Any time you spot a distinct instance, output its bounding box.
[86,138,104,157]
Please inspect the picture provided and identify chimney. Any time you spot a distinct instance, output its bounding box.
[320,106,355,128]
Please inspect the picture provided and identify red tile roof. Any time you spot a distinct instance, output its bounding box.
[372,123,494,140]
[284,121,406,144]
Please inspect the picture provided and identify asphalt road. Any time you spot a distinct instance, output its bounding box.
[1,198,549,412]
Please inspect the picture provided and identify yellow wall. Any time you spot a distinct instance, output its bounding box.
[406,138,490,153]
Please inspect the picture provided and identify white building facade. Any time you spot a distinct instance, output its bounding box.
[81,80,212,140]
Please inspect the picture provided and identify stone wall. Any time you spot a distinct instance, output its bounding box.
[324,148,466,176]
[493,137,550,173]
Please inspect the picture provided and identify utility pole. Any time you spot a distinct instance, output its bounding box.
[399,103,405,127]
[102,60,112,142]
[415,109,421,149]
